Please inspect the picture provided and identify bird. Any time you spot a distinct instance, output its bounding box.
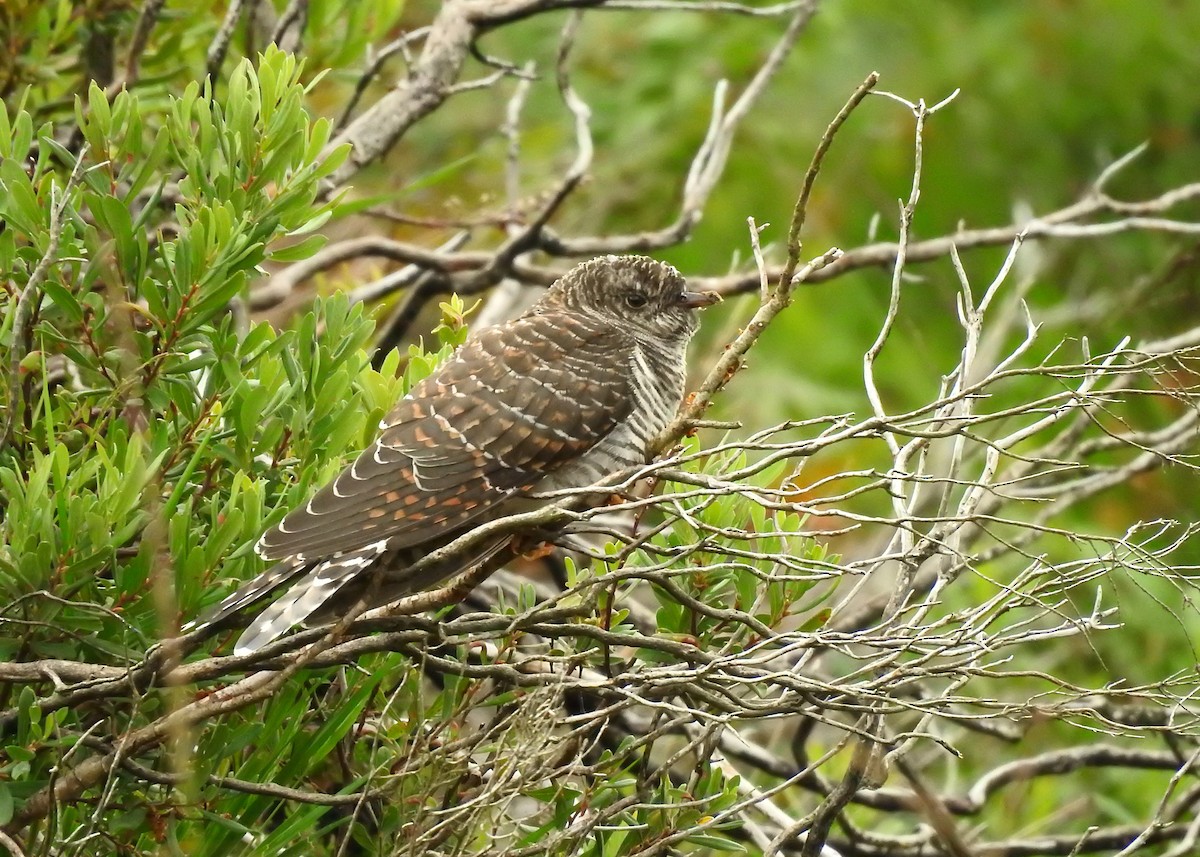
[187,255,718,654]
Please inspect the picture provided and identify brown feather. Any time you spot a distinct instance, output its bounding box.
[255,311,635,561]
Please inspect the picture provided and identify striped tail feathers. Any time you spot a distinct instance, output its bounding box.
[183,557,310,636]
[233,540,389,655]
[189,530,512,656]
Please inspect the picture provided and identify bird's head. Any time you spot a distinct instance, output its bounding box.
[542,255,720,343]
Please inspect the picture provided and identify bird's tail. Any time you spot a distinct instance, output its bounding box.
[233,541,390,655]
[187,532,516,656]
[182,557,311,637]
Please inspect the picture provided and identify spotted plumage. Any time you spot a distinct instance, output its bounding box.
[187,255,717,653]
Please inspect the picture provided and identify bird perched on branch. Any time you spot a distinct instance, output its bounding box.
[187,255,718,654]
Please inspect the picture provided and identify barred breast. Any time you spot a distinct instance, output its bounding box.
[536,336,687,493]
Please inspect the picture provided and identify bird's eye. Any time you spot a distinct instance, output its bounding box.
[625,292,648,309]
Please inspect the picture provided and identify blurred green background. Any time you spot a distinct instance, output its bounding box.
[348,0,1200,425]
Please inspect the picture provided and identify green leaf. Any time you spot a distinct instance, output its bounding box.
[89,193,137,268]
[0,158,44,237]
[685,832,746,852]
[87,80,111,136]
[40,279,82,322]
[283,677,380,782]
[267,232,327,263]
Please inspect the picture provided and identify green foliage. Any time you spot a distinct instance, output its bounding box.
[0,48,416,849]
[0,47,367,642]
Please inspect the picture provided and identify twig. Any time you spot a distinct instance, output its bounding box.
[657,71,878,445]
[785,71,880,281]
[2,146,89,449]
[0,831,23,857]
[115,0,167,91]
[335,28,430,131]
[206,0,248,81]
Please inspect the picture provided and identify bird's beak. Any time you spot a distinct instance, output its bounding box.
[678,290,722,309]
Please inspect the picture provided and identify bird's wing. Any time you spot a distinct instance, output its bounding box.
[255,310,634,562]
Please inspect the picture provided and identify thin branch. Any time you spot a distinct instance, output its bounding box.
[206,0,248,81]
[2,146,89,449]
[657,71,878,444]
